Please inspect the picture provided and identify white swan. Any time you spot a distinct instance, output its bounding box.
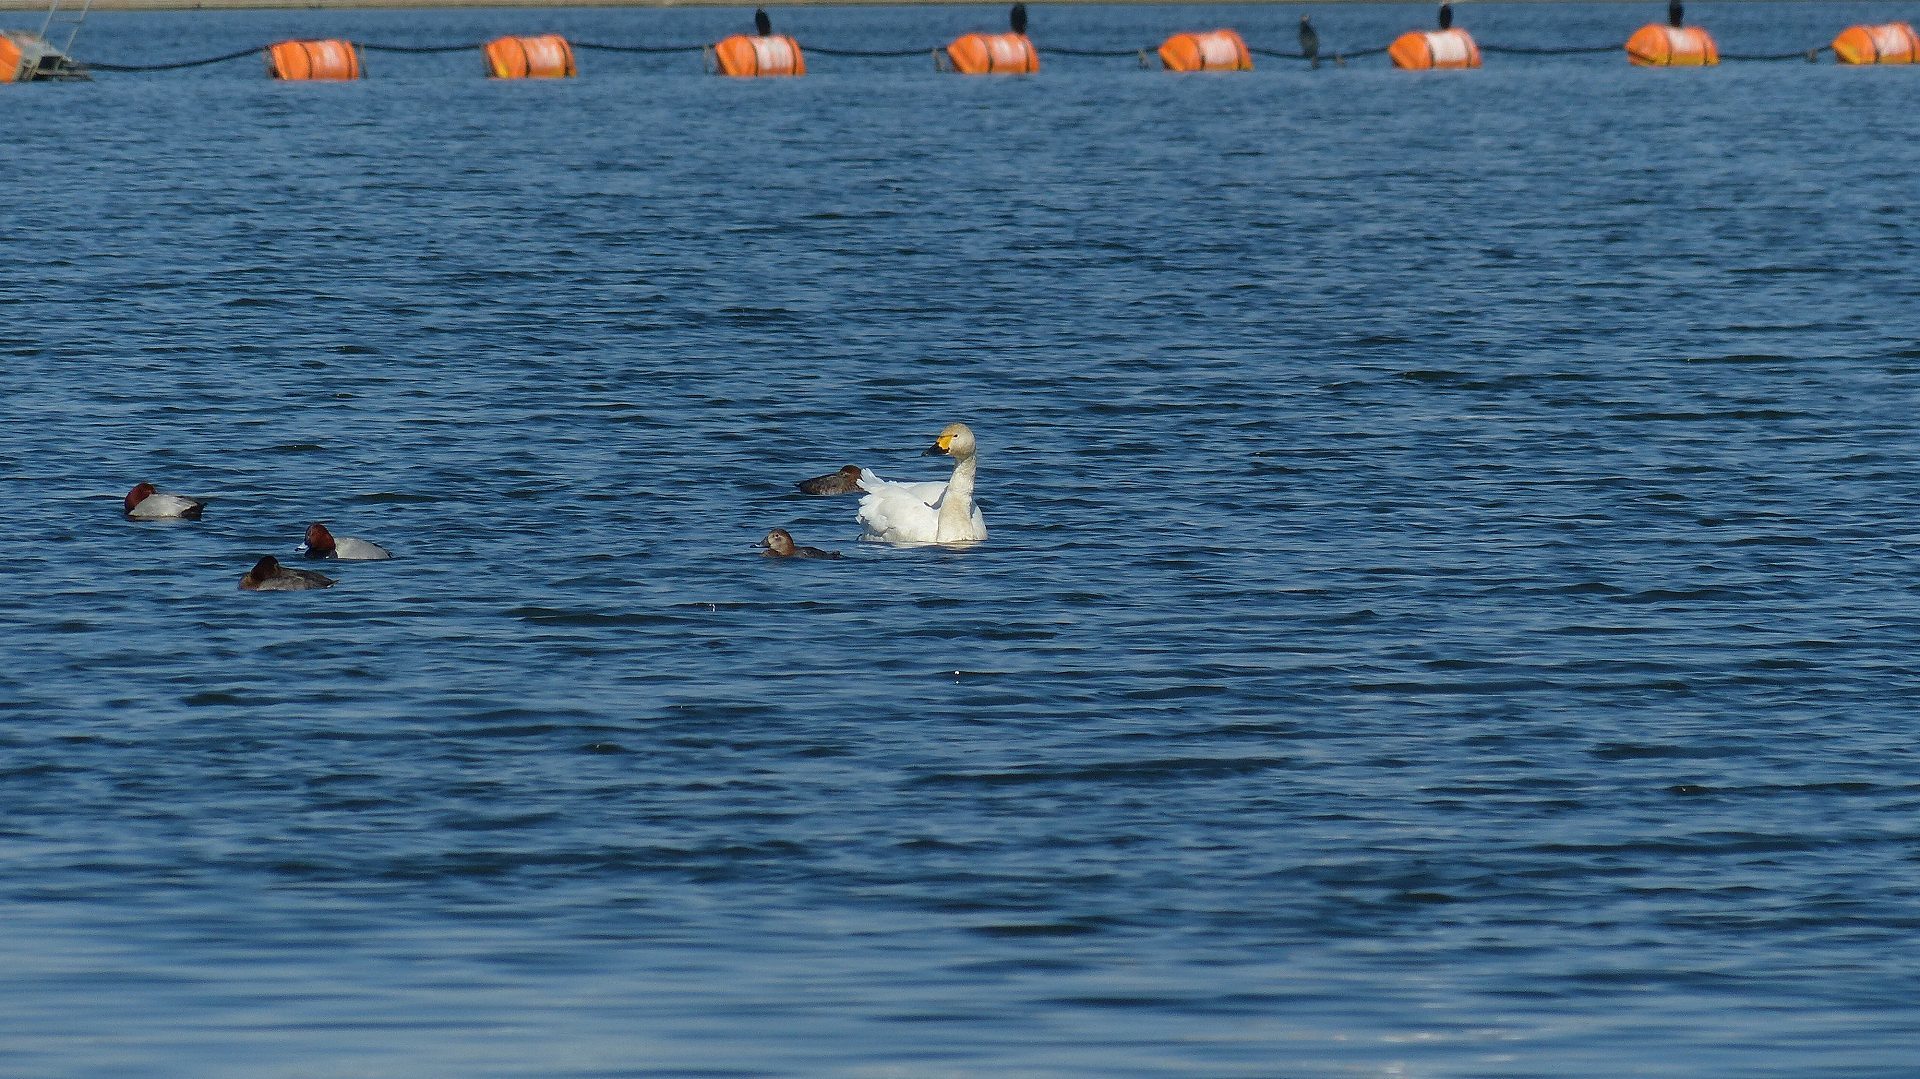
[856,422,988,546]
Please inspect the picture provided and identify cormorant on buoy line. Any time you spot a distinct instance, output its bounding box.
[1299,15,1320,68]
[1668,0,1685,28]
[1438,3,1454,30]
[754,7,772,36]
[1010,3,1028,35]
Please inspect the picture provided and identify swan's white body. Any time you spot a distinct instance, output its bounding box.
[855,423,988,546]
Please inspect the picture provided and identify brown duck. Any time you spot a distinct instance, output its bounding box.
[794,465,865,496]
[755,528,841,560]
[240,555,336,591]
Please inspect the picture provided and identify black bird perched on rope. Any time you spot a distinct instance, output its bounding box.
[1438,3,1454,30]
[1299,15,1320,68]
[1667,0,1684,27]
[754,7,772,36]
[1010,3,1028,35]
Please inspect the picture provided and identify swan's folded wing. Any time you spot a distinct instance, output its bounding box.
[858,469,948,505]
[856,483,943,543]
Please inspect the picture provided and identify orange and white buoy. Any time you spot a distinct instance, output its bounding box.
[484,34,576,79]
[266,39,361,81]
[1625,24,1719,66]
[1157,29,1252,72]
[710,34,806,77]
[1388,28,1481,70]
[942,32,1038,75]
[1831,22,1919,65]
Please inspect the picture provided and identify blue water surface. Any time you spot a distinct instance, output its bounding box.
[4,3,1920,1075]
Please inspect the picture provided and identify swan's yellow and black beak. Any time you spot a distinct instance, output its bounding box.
[923,432,954,456]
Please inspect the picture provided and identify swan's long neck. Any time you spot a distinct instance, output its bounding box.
[937,454,977,539]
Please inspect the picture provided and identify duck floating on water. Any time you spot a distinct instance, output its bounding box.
[124,482,205,520]
[855,422,988,546]
[795,464,865,496]
[298,522,392,561]
[240,555,335,591]
[756,528,842,559]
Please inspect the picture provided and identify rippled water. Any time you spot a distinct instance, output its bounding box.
[5,3,1920,1075]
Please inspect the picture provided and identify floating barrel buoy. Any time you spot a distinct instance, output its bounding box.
[0,30,26,81]
[1625,24,1719,66]
[1157,29,1252,72]
[942,32,1039,75]
[484,34,576,79]
[710,34,806,77]
[1388,28,1481,70]
[1831,22,1919,65]
[266,39,361,81]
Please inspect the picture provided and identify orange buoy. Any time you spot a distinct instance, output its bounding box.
[266,39,361,81]
[1831,22,1919,65]
[1625,24,1719,66]
[484,34,576,79]
[1157,29,1252,72]
[1388,28,1481,70]
[943,32,1039,75]
[0,32,22,82]
[710,34,806,77]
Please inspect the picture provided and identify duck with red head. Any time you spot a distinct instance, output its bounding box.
[298,522,393,561]
[124,482,205,520]
[795,465,865,496]
[241,556,336,591]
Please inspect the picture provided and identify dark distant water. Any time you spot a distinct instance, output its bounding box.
[5,3,1920,1075]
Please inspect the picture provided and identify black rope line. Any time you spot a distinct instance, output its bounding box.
[85,45,260,72]
[1039,45,1146,58]
[1482,44,1621,55]
[1722,46,1828,61]
[801,44,935,58]
[572,40,709,55]
[1248,47,1311,61]
[356,41,481,55]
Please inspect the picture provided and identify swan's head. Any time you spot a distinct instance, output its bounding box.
[923,423,977,459]
[756,528,797,556]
